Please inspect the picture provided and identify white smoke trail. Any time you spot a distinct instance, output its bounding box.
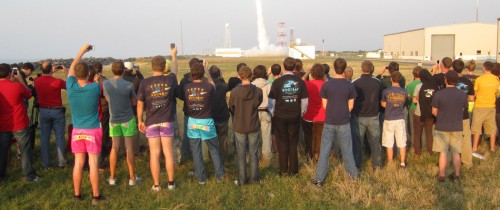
[256,0,269,50]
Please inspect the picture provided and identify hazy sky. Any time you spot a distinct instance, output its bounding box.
[1,0,499,61]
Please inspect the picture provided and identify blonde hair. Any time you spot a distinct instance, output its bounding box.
[465,59,476,72]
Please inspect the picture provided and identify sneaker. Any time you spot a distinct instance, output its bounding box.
[198,181,206,185]
[311,180,323,188]
[400,162,406,168]
[472,152,485,160]
[167,183,176,190]
[151,185,161,192]
[26,176,40,183]
[437,175,446,183]
[187,171,195,176]
[74,195,83,201]
[452,175,461,183]
[91,195,108,205]
[234,180,240,186]
[129,176,142,186]
[107,177,117,186]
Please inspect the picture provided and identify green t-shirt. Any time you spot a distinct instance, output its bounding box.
[406,80,421,110]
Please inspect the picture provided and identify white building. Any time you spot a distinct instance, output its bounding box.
[497,18,500,62]
[215,48,242,58]
[289,45,315,59]
[384,22,497,61]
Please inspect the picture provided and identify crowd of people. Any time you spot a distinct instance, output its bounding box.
[0,44,499,205]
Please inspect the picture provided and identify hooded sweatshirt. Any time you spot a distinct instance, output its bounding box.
[251,78,270,109]
[228,84,263,134]
[418,69,438,122]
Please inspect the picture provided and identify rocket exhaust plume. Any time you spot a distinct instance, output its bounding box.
[256,0,269,49]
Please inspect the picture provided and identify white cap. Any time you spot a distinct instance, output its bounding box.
[124,62,134,70]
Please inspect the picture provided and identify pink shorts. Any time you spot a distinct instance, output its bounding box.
[71,128,103,154]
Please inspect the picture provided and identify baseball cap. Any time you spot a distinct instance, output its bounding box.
[124,62,134,70]
[445,70,459,85]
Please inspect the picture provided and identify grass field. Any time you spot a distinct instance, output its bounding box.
[0,57,498,209]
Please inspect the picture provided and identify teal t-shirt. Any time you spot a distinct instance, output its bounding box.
[406,80,421,110]
[67,76,101,129]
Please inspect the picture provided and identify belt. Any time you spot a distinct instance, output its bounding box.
[40,106,63,110]
[258,108,268,112]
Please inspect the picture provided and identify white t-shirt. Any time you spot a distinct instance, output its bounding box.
[413,83,422,116]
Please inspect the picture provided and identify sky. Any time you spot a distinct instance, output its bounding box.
[1,0,499,61]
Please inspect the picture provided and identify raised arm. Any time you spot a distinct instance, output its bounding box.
[170,46,178,75]
[204,60,215,88]
[68,44,91,78]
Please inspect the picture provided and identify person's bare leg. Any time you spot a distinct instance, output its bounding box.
[73,153,86,196]
[438,152,447,178]
[490,134,496,152]
[399,147,406,164]
[161,137,174,182]
[109,137,122,179]
[148,138,161,186]
[124,136,136,180]
[452,153,461,177]
[386,147,393,162]
[88,154,100,197]
[472,134,481,152]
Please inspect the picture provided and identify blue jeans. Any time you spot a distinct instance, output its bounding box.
[234,131,260,184]
[39,108,67,167]
[314,123,359,182]
[351,116,382,169]
[0,128,37,180]
[189,137,224,182]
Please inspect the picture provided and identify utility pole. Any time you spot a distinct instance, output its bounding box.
[322,38,325,58]
[476,0,479,22]
[180,21,184,55]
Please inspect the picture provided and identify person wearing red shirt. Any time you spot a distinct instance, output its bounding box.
[301,64,326,161]
[34,62,68,168]
[0,63,38,182]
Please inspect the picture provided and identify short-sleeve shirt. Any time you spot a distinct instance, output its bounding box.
[320,78,357,125]
[34,75,66,107]
[0,80,32,131]
[474,73,500,108]
[302,79,325,122]
[432,87,468,131]
[103,78,136,124]
[456,77,474,119]
[67,76,101,129]
[463,74,478,85]
[382,86,407,121]
[268,74,308,119]
[406,80,421,111]
[352,74,382,117]
[137,74,178,126]
[185,82,215,119]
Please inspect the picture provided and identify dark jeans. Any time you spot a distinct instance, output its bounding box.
[234,131,260,184]
[39,108,67,167]
[99,109,110,168]
[412,114,434,155]
[189,137,224,182]
[351,116,382,169]
[215,121,229,162]
[301,120,324,160]
[273,116,300,175]
[182,115,192,161]
[0,128,37,180]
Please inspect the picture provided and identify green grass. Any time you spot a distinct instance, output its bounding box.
[0,57,498,209]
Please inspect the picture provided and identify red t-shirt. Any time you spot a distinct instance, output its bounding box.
[302,79,326,122]
[0,80,32,131]
[34,75,66,107]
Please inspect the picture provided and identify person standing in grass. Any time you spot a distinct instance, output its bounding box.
[185,62,225,184]
[381,71,408,168]
[103,61,141,186]
[137,52,179,191]
[406,66,422,150]
[432,71,468,182]
[311,58,358,187]
[415,69,438,155]
[268,57,308,176]
[67,44,107,204]
[209,65,231,162]
[471,61,499,158]
[251,65,272,163]
[452,59,475,168]
[229,66,263,185]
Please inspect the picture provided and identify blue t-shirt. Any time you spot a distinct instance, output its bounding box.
[381,86,407,121]
[320,78,357,125]
[67,76,101,129]
[432,87,468,131]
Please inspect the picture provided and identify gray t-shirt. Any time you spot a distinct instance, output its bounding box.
[103,78,136,123]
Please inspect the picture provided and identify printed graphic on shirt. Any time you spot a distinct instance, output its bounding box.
[423,89,435,98]
[187,87,208,111]
[150,83,171,110]
[387,92,406,108]
[456,82,469,93]
[281,80,300,103]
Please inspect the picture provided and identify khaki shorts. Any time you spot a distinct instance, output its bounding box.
[382,119,407,148]
[471,107,496,135]
[432,131,462,153]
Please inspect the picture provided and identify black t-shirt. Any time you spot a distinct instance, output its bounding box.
[228,77,242,91]
[352,74,382,117]
[180,73,208,115]
[456,77,474,119]
[137,74,179,126]
[382,87,407,120]
[211,79,230,122]
[432,87,468,131]
[463,74,478,85]
[268,74,308,119]
[433,73,445,90]
[320,78,357,125]
[185,82,215,119]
